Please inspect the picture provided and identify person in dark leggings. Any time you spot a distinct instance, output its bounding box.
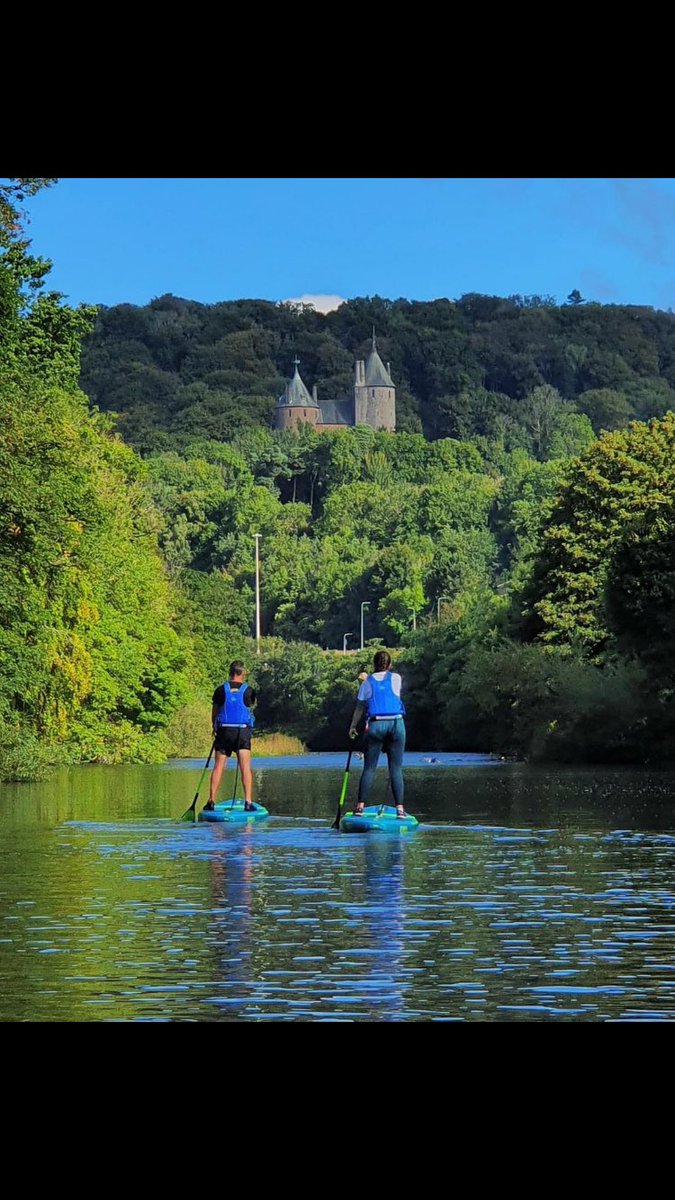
[348,650,408,818]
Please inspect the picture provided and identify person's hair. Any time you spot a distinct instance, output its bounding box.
[229,660,246,678]
[373,650,392,672]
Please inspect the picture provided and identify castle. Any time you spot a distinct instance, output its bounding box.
[274,334,396,433]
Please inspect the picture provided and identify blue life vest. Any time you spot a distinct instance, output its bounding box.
[365,673,405,719]
[215,682,255,728]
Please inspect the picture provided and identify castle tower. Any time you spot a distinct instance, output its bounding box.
[274,358,320,431]
[353,330,396,431]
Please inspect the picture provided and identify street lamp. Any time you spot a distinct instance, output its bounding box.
[343,633,353,653]
[437,595,451,622]
[360,601,370,650]
[254,533,261,654]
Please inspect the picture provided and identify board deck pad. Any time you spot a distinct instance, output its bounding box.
[340,804,419,833]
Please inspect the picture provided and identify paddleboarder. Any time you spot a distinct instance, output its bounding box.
[204,661,256,812]
[348,650,408,818]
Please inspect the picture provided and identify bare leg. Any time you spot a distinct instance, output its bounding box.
[209,751,228,804]
[238,750,253,805]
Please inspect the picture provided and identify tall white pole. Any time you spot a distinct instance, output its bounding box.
[254,533,261,654]
[360,601,369,650]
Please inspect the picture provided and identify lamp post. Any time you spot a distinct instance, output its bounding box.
[360,601,370,650]
[343,633,353,654]
[410,609,417,632]
[254,533,261,654]
[437,594,450,623]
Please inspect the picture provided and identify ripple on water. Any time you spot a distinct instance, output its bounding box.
[2,765,675,1020]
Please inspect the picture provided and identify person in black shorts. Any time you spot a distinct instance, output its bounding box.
[204,660,257,811]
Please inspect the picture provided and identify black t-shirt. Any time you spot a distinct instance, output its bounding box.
[212,682,256,708]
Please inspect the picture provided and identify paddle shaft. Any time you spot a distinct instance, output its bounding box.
[180,737,217,820]
[193,739,216,804]
[332,748,353,828]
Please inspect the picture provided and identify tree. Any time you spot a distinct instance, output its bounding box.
[521,414,675,653]
[0,178,56,236]
[576,388,633,433]
[0,180,193,777]
[1,178,96,390]
[0,376,192,770]
[606,501,675,678]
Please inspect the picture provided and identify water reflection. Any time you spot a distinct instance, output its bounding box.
[207,831,256,1004]
[332,839,407,1021]
[1,758,675,1020]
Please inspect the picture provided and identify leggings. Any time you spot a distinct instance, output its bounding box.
[358,720,406,807]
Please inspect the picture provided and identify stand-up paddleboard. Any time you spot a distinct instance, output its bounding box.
[199,799,269,823]
[340,804,418,833]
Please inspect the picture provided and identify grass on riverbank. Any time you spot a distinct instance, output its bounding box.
[251,732,306,755]
[166,702,306,758]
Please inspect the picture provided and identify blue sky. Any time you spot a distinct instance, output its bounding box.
[17,178,675,311]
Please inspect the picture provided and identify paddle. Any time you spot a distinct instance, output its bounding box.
[331,746,354,829]
[180,737,217,822]
[332,672,366,829]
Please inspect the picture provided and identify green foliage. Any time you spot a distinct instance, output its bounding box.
[1,178,96,391]
[396,601,657,763]
[576,389,633,433]
[458,643,651,763]
[145,452,237,573]
[165,698,212,758]
[253,639,387,749]
[174,569,251,687]
[80,292,675,452]
[521,414,675,652]
[605,499,675,679]
[0,726,51,782]
[6,184,675,774]
[0,373,193,775]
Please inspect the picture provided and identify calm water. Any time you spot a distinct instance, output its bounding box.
[1,752,675,1021]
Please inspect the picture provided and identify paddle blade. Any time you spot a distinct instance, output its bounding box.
[179,739,216,823]
[179,794,199,823]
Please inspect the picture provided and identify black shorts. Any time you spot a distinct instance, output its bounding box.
[214,726,252,756]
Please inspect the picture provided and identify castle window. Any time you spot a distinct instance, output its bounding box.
[371,389,375,397]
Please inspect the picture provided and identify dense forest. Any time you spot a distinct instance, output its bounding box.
[81,290,675,453]
[2,179,675,781]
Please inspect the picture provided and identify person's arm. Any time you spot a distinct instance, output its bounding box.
[211,686,223,734]
[244,687,257,708]
[395,673,406,716]
[349,674,369,738]
[349,701,365,739]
